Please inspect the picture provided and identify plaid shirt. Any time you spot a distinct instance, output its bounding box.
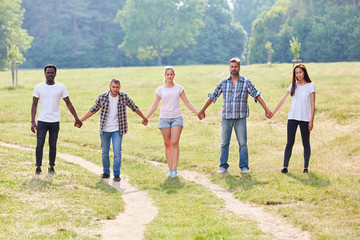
[208,75,261,119]
[89,91,139,135]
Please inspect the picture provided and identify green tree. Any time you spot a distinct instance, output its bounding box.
[21,0,128,68]
[0,0,32,70]
[248,0,360,63]
[265,41,274,53]
[166,0,247,65]
[248,0,290,64]
[289,36,301,60]
[115,0,203,66]
[7,44,24,63]
[231,0,276,36]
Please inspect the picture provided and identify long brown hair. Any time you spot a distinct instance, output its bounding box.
[290,64,312,96]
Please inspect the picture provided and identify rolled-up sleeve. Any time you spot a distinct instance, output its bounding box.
[247,80,261,103]
[208,81,224,103]
[89,95,102,113]
[125,94,139,112]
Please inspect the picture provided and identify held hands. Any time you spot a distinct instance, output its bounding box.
[75,119,83,128]
[198,110,205,120]
[142,117,148,126]
[265,109,273,119]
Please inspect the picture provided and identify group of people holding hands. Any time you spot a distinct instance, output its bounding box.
[31,57,315,181]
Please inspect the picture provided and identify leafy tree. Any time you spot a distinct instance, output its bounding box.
[265,41,274,53]
[231,0,276,36]
[0,0,32,70]
[115,0,203,66]
[21,0,127,68]
[166,0,247,65]
[289,36,301,60]
[248,0,290,64]
[248,0,360,63]
[7,44,25,63]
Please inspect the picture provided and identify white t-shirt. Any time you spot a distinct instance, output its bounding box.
[103,95,119,132]
[155,84,184,118]
[33,82,69,122]
[287,82,316,122]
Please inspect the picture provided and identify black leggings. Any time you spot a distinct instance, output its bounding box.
[283,120,311,169]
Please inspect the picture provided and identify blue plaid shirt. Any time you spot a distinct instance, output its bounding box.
[89,91,139,135]
[208,75,261,119]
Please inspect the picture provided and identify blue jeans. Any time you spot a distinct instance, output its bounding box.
[100,131,122,176]
[220,118,249,170]
[36,121,60,167]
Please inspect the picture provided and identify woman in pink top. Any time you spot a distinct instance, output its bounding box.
[271,64,316,174]
[146,66,199,177]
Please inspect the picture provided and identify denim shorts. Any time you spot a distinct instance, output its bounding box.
[158,116,183,129]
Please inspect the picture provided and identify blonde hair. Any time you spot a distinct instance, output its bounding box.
[228,57,241,66]
[164,66,175,74]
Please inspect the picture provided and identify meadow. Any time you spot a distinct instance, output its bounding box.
[0,62,359,239]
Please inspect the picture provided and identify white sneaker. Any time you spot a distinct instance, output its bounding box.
[171,169,178,178]
[166,170,172,177]
[217,167,227,173]
[241,168,250,173]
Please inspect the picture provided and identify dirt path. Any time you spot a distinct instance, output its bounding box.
[2,141,310,239]
[0,141,158,240]
[148,160,310,240]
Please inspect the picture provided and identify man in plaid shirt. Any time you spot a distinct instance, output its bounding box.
[198,58,272,174]
[79,79,148,181]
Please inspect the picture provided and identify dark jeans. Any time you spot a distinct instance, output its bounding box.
[36,121,60,167]
[284,119,311,169]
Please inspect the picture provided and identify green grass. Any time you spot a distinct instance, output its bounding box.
[122,157,264,239]
[0,62,359,239]
[0,145,123,239]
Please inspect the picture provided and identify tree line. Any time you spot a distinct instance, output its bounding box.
[248,0,360,64]
[0,0,359,70]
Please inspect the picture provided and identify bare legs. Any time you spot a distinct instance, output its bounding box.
[160,126,183,171]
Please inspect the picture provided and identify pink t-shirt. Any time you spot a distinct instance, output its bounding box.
[155,84,184,118]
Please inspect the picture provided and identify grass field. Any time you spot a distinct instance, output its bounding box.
[0,62,359,239]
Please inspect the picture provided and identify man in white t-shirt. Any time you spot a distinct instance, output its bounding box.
[79,79,148,182]
[31,64,82,174]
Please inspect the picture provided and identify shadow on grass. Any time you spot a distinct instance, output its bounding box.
[287,172,331,188]
[93,180,119,194]
[160,177,185,194]
[223,172,269,191]
[21,174,53,191]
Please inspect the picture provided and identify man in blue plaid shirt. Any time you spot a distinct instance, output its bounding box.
[79,79,148,181]
[198,58,272,174]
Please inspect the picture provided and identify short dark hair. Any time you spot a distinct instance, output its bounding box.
[110,79,120,85]
[44,64,57,73]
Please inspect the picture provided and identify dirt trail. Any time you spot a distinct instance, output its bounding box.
[2,141,310,239]
[0,141,158,240]
[148,161,310,240]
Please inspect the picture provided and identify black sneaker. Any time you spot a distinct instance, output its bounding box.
[281,168,288,174]
[100,173,110,179]
[48,167,55,174]
[113,175,121,182]
[303,169,308,173]
[35,167,42,174]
